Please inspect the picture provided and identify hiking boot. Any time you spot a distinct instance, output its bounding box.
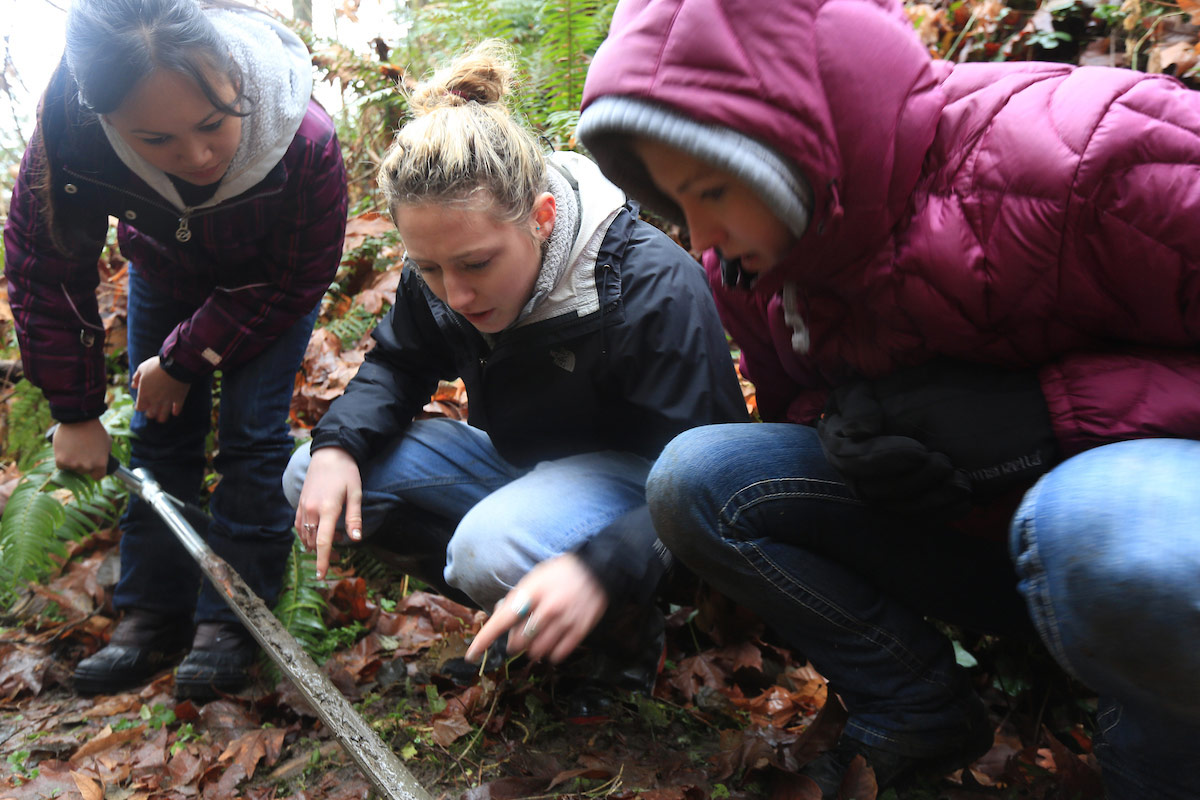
[440,638,521,686]
[74,608,193,695]
[800,700,994,798]
[174,621,257,701]
[563,611,667,724]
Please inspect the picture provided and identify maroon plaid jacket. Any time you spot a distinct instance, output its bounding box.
[4,99,347,422]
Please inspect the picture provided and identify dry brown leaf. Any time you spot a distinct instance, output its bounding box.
[837,753,879,800]
[202,762,247,800]
[356,268,403,314]
[70,771,104,800]
[342,211,395,253]
[432,713,473,747]
[69,724,146,762]
[668,651,730,701]
[768,770,824,800]
[217,728,287,780]
[197,698,260,730]
[0,643,52,700]
[1147,40,1199,74]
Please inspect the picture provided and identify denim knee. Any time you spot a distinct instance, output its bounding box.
[645,427,722,560]
[1011,439,1200,720]
[282,441,312,509]
[444,519,526,609]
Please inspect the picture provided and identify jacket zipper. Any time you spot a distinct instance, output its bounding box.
[63,167,284,243]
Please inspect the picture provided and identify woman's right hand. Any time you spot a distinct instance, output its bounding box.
[52,419,112,480]
[294,446,364,579]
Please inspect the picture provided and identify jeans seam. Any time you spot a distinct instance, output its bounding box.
[1097,703,1121,739]
[1014,485,1080,680]
[721,484,955,692]
[739,538,952,688]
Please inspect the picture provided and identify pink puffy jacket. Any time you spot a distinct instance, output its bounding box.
[581,0,1200,456]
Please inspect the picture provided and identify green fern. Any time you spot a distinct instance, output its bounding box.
[5,382,56,472]
[533,0,617,144]
[387,0,615,143]
[0,393,133,610]
[323,304,379,349]
[272,538,331,658]
[344,546,393,583]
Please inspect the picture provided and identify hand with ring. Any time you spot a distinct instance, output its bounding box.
[293,446,364,579]
[465,554,609,665]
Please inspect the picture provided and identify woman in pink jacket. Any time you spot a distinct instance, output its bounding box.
[578,0,1200,796]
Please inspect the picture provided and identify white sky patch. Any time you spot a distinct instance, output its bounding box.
[1,0,406,148]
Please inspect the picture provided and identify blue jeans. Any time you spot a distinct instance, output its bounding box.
[1011,438,1200,800]
[645,422,1028,758]
[283,418,653,611]
[114,267,317,624]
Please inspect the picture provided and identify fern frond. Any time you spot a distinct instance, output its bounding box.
[323,305,380,349]
[533,0,617,144]
[273,538,331,656]
[0,394,134,610]
[0,460,70,607]
[344,547,393,583]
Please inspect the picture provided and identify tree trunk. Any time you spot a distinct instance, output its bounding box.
[292,0,313,24]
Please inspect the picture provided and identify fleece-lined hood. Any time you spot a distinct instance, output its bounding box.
[99,6,313,210]
[579,0,945,292]
[581,0,1200,458]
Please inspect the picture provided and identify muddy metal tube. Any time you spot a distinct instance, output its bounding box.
[113,465,433,800]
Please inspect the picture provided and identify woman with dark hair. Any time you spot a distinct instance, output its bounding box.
[3,0,348,701]
[579,0,1200,796]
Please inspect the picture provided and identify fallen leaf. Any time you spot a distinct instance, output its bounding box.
[768,769,824,800]
[70,772,104,800]
[341,211,395,253]
[837,753,878,800]
[69,725,146,762]
[0,643,52,700]
[432,713,473,746]
[217,728,287,780]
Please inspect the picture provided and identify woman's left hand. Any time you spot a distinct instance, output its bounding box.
[466,554,609,665]
[132,356,190,423]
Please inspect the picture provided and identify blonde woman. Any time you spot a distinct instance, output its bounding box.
[284,42,745,705]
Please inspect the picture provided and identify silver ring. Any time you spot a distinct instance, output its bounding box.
[509,590,532,619]
[303,523,316,533]
[523,617,539,638]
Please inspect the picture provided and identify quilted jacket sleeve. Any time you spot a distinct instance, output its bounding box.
[1043,73,1200,452]
[4,131,112,422]
[1042,350,1200,456]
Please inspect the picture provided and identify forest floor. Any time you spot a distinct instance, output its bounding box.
[1,520,1107,800]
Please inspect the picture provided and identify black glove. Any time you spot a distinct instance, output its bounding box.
[817,360,1059,519]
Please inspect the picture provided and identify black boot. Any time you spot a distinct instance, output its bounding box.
[174,621,258,701]
[74,608,194,695]
[799,696,994,798]
[563,606,667,723]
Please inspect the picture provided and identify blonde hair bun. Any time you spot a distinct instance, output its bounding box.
[409,39,514,115]
[378,39,547,224]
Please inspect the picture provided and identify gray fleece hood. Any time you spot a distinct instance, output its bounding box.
[99,6,313,211]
